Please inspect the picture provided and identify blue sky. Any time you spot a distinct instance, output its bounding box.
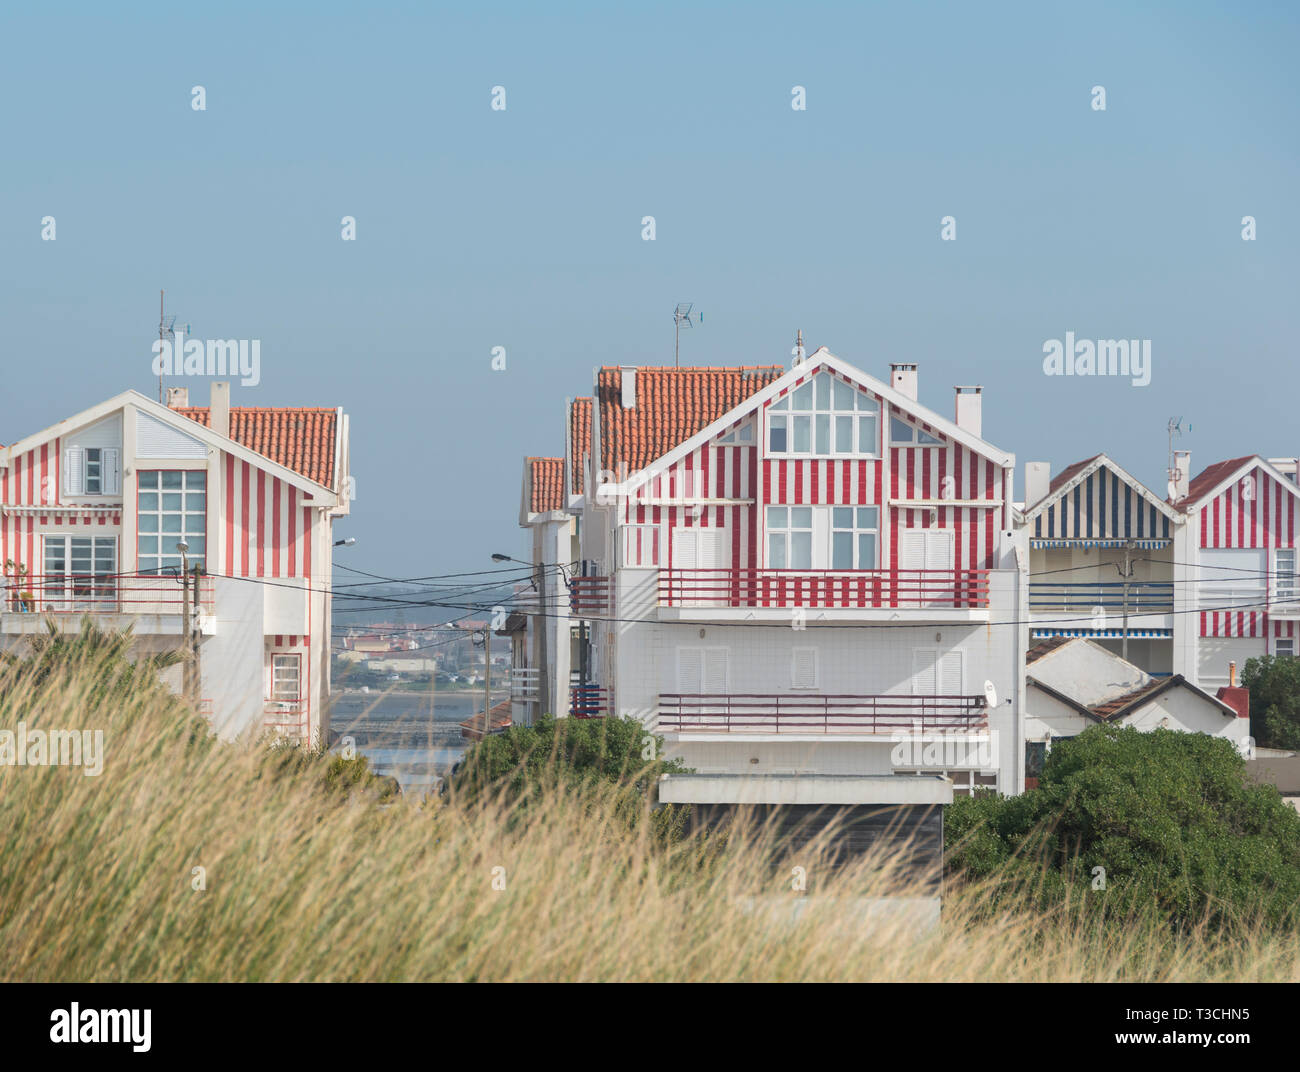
[2,2,1297,580]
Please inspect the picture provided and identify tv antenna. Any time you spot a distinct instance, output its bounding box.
[157,290,192,402]
[1166,416,1192,500]
[673,302,701,367]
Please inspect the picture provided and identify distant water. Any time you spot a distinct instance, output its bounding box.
[325,689,507,796]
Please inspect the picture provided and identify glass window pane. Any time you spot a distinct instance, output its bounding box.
[138,493,158,511]
[138,536,159,554]
[791,507,812,529]
[770,394,789,411]
[186,536,206,556]
[793,416,811,452]
[792,381,814,410]
[890,417,913,443]
[859,416,877,454]
[918,429,942,445]
[769,417,787,453]
[814,373,832,411]
[161,515,183,534]
[138,471,159,489]
[139,515,159,533]
[835,416,852,453]
[833,507,852,528]
[186,492,206,512]
[767,506,787,528]
[857,395,878,414]
[137,557,158,575]
[858,507,879,529]
[162,493,183,511]
[186,471,206,489]
[161,471,183,489]
[791,532,812,569]
[858,534,877,568]
[833,379,854,410]
[738,424,753,442]
[815,414,830,454]
[769,534,786,569]
[186,512,205,533]
[832,532,853,569]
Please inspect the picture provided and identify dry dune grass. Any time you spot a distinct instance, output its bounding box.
[1,641,1297,982]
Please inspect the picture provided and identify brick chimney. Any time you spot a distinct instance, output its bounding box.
[890,363,918,401]
[210,381,231,440]
[1025,462,1051,508]
[165,386,188,409]
[954,386,982,437]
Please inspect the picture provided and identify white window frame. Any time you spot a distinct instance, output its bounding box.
[791,647,819,689]
[716,421,754,445]
[830,506,880,570]
[889,415,942,447]
[41,535,117,610]
[767,371,879,457]
[271,653,302,701]
[767,505,813,569]
[1276,636,1296,659]
[137,469,207,575]
[1275,549,1298,603]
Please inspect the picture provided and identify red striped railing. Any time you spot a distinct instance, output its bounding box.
[570,685,607,718]
[658,568,990,609]
[264,699,308,740]
[3,573,213,614]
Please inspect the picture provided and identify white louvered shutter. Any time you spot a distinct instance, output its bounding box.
[672,529,697,569]
[911,649,938,695]
[703,648,729,694]
[900,531,926,570]
[677,648,703,693]
[792,647,818,689]
[63,447,85,496]
[102,449,121,495]
[938,651,964,696]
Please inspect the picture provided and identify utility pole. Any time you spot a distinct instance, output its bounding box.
[483,625,491,729]
[536,561,550,722]
[1118,540,1137,662]
[191,565,202,706]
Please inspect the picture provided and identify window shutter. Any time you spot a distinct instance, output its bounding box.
[900,531,926,571]
[102,449,121,495]
[672,529,697,570]
[677,648,703,693]
[938,651,964,696]
[911,648,938,695]
[703,648,729,695]
[63,447,85,496]
[699,529,727,569]
[792,647,818,689]
[927,530,955,570]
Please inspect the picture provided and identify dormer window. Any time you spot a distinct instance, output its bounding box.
[890,416,942,446]
[85,449,102,494]
[62,446,120,496]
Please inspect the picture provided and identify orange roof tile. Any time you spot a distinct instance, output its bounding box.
[569,397,592,496]
[175,406,338,487]
[528,456,564,513]
[1178,456,1257,509]
[598,366,783,473]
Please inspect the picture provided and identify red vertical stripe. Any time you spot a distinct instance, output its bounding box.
[272,478,282,577]
[288,485,298,577]
[225,454,235,576]
[240,461,251,577]
[256,470,266,576]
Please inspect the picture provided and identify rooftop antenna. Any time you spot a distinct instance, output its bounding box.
[673,302,701,367]
[157,289,195,403]
[1166,416,1191,500]
[792,328,805,365]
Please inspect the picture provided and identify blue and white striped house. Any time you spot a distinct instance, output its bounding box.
[1019,454,1184,676]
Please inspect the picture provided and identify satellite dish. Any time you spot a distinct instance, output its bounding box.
[983,680,997,708]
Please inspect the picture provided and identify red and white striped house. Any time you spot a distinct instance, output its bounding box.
[0,382,351,744]
[1169,451,1300,688]
[526,346,1028,805]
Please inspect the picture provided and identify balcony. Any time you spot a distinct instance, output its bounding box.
[570,684,607,718]
[264,699,308,740]
[656,568,990,621]
[1028,581,1173,613]
[568,575,612,617]
[510,665,540,701]
[1,572,215,634]
[659,693,987,736]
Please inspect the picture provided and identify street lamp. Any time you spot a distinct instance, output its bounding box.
[334,537,355,547]
[175,540,197,706]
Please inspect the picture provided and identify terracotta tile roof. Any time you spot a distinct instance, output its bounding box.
[1088,677,1178,720]
[460,698,513,741]
[597,366,784,473]
[175,406,338,487]
[1047,455,1103,497]
[1026,636,1073,664]
[569,397,592,495]
[1178,456,1256,509]
[528,456,564,513]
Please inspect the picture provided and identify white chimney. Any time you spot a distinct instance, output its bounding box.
[1025,462,1051,507]
[166,386,188,409]
[954,386,983,438]
[620,367,637,409]
[1172,449,1191,501]
[210,381,231,440]
[890,363,918,401]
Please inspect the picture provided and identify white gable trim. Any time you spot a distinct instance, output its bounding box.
[612,348,1014,495]
[1185,455,1300,516]
[1020,453,1182,524]
[0,390,336,502]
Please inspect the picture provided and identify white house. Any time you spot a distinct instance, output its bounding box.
[514,346,1029,822]
[0,382,351,745]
